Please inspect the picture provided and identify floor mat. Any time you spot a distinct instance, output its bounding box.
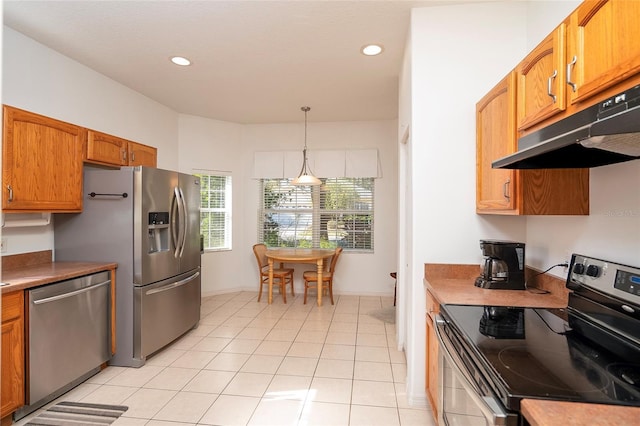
[368,306,396,324]
[26,401,128,426]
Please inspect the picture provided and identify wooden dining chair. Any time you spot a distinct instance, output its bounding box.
[303,247,343,305]
[252,243,294,303]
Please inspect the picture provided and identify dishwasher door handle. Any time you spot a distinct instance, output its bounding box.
[32,280,111,305]
[145,271,200,296]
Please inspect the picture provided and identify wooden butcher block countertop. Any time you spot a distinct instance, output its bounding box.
[1,250,117,293]
[424,263,638,426]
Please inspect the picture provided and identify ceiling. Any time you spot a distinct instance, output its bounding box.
[3,0,450,124]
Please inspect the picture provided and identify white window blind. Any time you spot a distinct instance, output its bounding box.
[197,172,232,251]
[258,178,374,251]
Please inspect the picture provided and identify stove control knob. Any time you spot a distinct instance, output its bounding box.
[573,263,585,275]
[586,264,600,277]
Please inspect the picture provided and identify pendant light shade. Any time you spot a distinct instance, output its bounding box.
[292,106,322,186]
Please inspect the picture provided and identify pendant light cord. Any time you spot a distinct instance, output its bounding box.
[302,106,310,150]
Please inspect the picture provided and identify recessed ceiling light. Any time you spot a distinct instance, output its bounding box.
[361,44,384,56]
[170,56,191,66]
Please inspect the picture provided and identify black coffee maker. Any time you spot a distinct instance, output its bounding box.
[475,240,526,290]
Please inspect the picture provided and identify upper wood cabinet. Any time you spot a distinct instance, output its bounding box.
[1,291,24,420]
[2,106,85,212]
[477,72,590,215]
[87,130,157,167]
[477,72,518,212]
[128,141,157,167]
[566,0,640,105]
[517,24,567,131]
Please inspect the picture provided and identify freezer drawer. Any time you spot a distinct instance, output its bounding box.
[134,268,201,360]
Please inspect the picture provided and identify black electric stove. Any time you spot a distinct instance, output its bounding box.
[438,254,640,419]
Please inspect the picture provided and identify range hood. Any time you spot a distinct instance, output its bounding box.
[493,84,640,169]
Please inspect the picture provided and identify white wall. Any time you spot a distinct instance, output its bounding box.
[177,116,399,297]
[237,120,399,297]
[2,27,179,169]
[1,26,181,256]
[177,114,245,296]
[2,25,399,301]
[403,1,529,406]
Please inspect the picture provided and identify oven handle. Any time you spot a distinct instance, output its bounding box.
[435,315,516,426]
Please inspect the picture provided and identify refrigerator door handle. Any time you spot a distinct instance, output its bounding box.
[176,187,186,258]
[145,271,200,296]
[178,186,188,258]
[171,187,181,258]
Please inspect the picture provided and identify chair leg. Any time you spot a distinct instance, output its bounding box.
[328,279,334,305]
[290,273,295,296]
[303,279,308,304]
[258,279,263,302]
[281,279,287,304]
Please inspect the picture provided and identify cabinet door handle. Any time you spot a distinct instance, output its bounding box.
[131,152,136,162]
[503,179,511,201]
[7,184,13,202]
[547,69,558,103]
[567,56,577,92]
[122,150,127,163]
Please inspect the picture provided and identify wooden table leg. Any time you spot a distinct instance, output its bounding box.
[317,259,323,307]
[268,258,274,304]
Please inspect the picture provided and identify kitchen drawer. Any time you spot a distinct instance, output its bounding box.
[2,291,22,322]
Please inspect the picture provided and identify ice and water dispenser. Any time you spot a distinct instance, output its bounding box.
[148,212,170,253]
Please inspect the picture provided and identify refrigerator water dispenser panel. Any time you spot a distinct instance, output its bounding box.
[148,211,169,253]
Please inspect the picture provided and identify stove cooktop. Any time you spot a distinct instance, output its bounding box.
[441,304,640,410]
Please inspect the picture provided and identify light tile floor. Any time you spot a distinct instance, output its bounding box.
[14,292,435,426]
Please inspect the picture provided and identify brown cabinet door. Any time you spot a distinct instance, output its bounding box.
[2,106,85,212]
[1,292,24,418]
[517,24,567,130]
[476,71,518,213]
[87,130,128,166]
[128,141,157,167]
[567,0,640,104]
[425,290,440,417]
[426,318,438,416]
[87,131,157,167]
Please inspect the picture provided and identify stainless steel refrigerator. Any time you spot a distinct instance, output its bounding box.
[55,166,201,367]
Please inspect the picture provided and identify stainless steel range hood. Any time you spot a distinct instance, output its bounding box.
[492,84,640,169]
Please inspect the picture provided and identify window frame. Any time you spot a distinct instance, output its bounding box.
[196,171,232,252]
[258,177,374,252]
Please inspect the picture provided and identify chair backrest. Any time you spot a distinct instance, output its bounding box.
[328,247,343,273]
[252,243,267,270]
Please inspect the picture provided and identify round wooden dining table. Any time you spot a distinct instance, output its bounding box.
[265,248,335,306]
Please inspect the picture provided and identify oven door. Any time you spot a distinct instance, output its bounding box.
[435,314,518,426]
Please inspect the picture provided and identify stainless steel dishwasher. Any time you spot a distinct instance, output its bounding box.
[16,270,112,419]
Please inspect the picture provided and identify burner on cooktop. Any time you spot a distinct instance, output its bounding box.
[479,307,525,339]
[497,346,609,394]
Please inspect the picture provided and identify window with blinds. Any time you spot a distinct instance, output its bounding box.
[259,178,374,251]
[198,173,232,251]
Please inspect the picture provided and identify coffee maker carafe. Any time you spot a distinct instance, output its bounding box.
[475,240,526,290]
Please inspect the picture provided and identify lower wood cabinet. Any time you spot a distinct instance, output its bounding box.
[426,289,440,419]
[1,291,24,421]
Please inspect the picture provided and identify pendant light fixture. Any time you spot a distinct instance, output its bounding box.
[292,106,322,186]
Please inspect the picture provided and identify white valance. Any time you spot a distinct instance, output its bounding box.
[253,149,380,179]
[252,151,284,178]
